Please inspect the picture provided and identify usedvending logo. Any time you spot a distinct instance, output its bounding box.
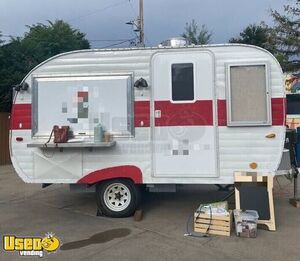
[3,232,60,258]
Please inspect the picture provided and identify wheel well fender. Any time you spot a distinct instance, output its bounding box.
[77,165,143,185]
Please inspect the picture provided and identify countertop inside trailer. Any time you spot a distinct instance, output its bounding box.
[27,140,116,148]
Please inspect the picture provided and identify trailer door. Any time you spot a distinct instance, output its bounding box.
[151,51,218,178]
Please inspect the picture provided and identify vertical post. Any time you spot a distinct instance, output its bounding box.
[293,172,299,199]
[139,0,144,47]
[289,170,300,208]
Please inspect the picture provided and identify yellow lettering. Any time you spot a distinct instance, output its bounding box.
[3,236,43,251]
[15,238,24,250]
[33,238,42,250]
[24,238,33,250]
[4,236,15,251]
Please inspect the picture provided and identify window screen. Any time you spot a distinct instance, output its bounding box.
[171,63,194,101]
[228,65,270,125]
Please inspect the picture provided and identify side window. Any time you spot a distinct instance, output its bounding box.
[227,64,271,126]
[171,63,194,101]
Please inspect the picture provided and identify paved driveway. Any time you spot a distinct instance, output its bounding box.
[0,165,299,261]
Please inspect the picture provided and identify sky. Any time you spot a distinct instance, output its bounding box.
[0,0,290,48]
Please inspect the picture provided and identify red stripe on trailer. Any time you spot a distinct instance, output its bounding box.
[77,165,143,184]
[217,98,286,126]
[217,100,227,126]
[11,104,32,130]
[134,101,150,127]
[78,91,88,98]
[154,100,213,126]
[272,97,286,126]
[10,98,286,130]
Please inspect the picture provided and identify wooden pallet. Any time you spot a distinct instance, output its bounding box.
[289,198,300,208]
[194,210,232,236]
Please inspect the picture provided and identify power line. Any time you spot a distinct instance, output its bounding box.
[100,39,134,48]
[89,38,134,42]
[0,32,136,46]
[67,0,128,23]
[1,0,145,47]
[128,0,138,17]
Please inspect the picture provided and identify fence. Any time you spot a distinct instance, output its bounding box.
[0,113,11,165]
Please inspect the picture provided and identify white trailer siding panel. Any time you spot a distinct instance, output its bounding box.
[211,46,285,180]
[10,45,286,184]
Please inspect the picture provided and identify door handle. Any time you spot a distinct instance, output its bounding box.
[155,110,161,118]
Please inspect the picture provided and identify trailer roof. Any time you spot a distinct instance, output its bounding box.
[20,43,278,85]
[64,43,265,53]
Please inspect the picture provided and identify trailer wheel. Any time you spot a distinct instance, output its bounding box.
[96,179,140,217]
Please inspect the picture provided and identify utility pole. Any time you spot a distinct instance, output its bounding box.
[126,0,145,47]
[139,0,144,47]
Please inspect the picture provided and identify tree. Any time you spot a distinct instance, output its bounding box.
[0,39,28,111]
[229,23,277,53]
[0,31,4,45]
[0,20,90,112]
[0,32,11,111]
[229,23,289,69]
[21,20,90,65]
[182,19,212,45]
[271,0,300,71]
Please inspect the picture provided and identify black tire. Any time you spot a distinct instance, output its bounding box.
[96,179,141,218]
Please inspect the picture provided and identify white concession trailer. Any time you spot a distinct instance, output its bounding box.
[10,43,287,216]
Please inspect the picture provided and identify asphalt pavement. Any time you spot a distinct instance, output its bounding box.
[0,165,299,261]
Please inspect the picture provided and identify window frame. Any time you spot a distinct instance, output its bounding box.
[31,73,135,138]
[170,62,196,103]
[226,62,272,126]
